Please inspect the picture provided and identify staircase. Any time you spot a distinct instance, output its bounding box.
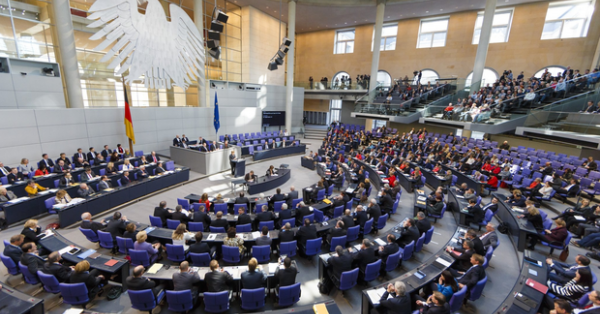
[304,125,328,140]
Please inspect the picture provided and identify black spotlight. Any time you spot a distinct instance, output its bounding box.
[207,30,221,41]
[280,44,289,53]
[275,57,284,65]
[207,40,219,49]
[209,47,221,59]
[215,10,229,23]
[42,67,54,76]
[283,37,292,46]
[268,61,278,71]
[210,21,224,33]
[277,50,285,59]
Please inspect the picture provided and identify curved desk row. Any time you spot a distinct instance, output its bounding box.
[252,144,306,161]
[169,146,241,175]
[0,281,44,314]
[492,192,538,252]
[354,159,383,192]
[247,169,291,195]
[441,165,484,195]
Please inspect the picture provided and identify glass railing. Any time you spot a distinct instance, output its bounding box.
[523,111,600,136]
[294,81,369,90]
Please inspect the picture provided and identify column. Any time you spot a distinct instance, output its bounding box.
[194,0,206,107]
[285,0,296,133]
[470,0,497,91]
[368,0,386,94]
[52,0,84,108]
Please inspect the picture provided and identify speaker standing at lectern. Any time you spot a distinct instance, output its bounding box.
[229,151,236,175]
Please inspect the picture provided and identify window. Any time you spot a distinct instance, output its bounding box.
[329,100,342,124]
[334,29,355,54]
[419,69,440,85]
[466,68,499,87]
[417,17,449,48]
[377,71,392,87]
[541,1,594,39]
[534,66,567,78]
[472,9,514,44]
[372,24,398,51]
[332,71,351,89]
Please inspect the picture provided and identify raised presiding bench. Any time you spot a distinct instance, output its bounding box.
[53,168,189,227]
[252,144,306,161]
[247,168,291,195]
[39,229,130,291]
[169,146,241,175]
[0,281,44,314]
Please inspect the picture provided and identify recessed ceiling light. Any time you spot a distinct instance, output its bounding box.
[387,16,390,18]
[426,11,429,13]
[354,21,357,22]
[400,14,403,17]
[266,6,268,8]
[344,22,347,24]
[440,9,443,11]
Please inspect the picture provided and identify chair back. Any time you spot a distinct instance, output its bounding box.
[485,245,494,264]
[236,223,252,232]
[116,236,134,255]
[204,291,230,313]
[346,225,360,242]
[339,268,359,291]
[317,189,326,201]
[60,282,90,305]
[278,282,301,307]
[1,253,20,275]
[166,244,187,262]
[252,245,271,264]
[214,203,228,214]
[274,201,285,212]
[576,292,591,308]
[241,287,266,310]
[149,215,163,227]
[363,260,382,282]
[282,218,295,228]
[188,222,204,232]
[392,200,399,214]
[128,289,162,312]
[233,204,245,215]
[468,275,488,301]
[177,198,190,210]
[189,252,211,267]
[345,200,353,210]
[258,220,275,230]
[415,233,426,253]
[542,219,553,231]
[97,230,114,249]
[449,285,468,312]
[313,209,325,223]
[304,238,322,256]
[424,226,435,244]
[329,236,347,252]
[167,219,181,230]
[78,227,100,243]
[291,198,302,209]
[385,251,401,272]
[166,290,194,312]
[326,185,334,197]
[332,205,344,218]
[377,214,388,230]
[279,240,297,257]
[209,226,226,233]
[401,241,414,261]
[303,214,315,224]
[45,197,56,212]
[19,261,39,284]
[129,249,151,267]
[222,245,241,264]
[37,271,61,293]
[362,218,374,235]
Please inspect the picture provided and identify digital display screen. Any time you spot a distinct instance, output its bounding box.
[262,111,286,126]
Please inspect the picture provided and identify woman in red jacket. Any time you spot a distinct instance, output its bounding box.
[34,164,49,176]
[484,175,499,195]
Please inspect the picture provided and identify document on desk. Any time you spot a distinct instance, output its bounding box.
[375,238,387,246]
[309,206,314,212]
[435,257,453,267]
[252,231,261,239]
[574,215,585,221]
[147,263,163,274]
[367,287,389,305]
[207,234,217,240]
[7,197,29,204]
[268,263,279,274]
[456,195,464,199]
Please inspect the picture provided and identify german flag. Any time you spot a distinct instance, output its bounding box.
[123,85,135,144]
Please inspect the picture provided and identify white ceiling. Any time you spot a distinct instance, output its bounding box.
[230,0,552,33]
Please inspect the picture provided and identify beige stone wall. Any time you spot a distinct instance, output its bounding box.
[294,1,600,82]
[304,99,330,112]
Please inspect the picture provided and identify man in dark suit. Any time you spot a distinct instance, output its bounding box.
[297,218,318,250]
[285,186,299,207]
[546,254,591,284]
[254,205,275,230]
[481,197,499,215]
[39,153,55,168]
[0,162,10,177]
[447,240,475,274]
[277,203,293,228]
[279,223,295,243]
[379,190,394,215]
[204,260,233,292]
[77,183,96,198]
[234,192,250,209]
[153,201,172,227]
[98,176,112,191]
[457,254,486,291]
[241,258,267,289]
[173,135,183,147]
[20,242,45,276]
[415,291,451,314]
[274,257,296,291]
[172,261,201,304]
[427,195,445,216]
[355,205,370,230]
[211,211,229,229]
[269,188,286,208]
[327,245,353,286]
[295,201,312,226]
[42,251,73,283]
[327,220,347,244]
[181,134,189,143]
[244,171,257,183]
[188,232,214,259]
[416,212,432,235]
[136,166,149,180]
[377,234,400,277]
[87,147,98,163]
[147,151,160,164]
[341,209,355,230]
[80,212,105,233]
[126,265,164,296]
[368,199,382,229]
[460,229,485,256]
[101,145,112,159]
[198,143,209,152]
[191,205,211,230]
[352,239,379,274]
[255,226,272,246]
[398,219,420,248]
[120,172,132,186]
[53,160,69,174]
[73,148,86,163]
[464,199,484,225]
[3,234,24,265]
[105,212,128,245]
[480,223,499,249]
[171,205,190,224]
[236,207,252,225]
[7,168,23,184]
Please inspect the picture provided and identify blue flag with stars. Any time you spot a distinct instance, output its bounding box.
[213,92,220,134]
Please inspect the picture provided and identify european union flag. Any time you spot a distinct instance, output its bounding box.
[213,92,220,134]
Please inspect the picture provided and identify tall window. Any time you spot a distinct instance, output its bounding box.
[417,17,449,48]
[372,24,398,51]
[334,29,355,54]
[472,9,514,44]
[541,0,594,39]
[329,100,342,124]
[534,66,567,78]
[419,69,440,85]
[377,71,392,87]
[466,68,499,87]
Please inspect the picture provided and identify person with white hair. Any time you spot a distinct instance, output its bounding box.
[373,281,411,314]
[278,203,293,228]
[295,201,311,226]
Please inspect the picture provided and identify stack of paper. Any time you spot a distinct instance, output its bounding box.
[366,287,389,305]
[268,263,279,274]
[435,257,452,267]
[375,238,387,246]
[252,231,261,239]
[207,234,217,240]
[147,263,163,274]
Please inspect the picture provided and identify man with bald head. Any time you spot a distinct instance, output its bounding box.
[80,212,104,233]
[173,261,201,303]
[126,265,164,296]
[42,251,74,283]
